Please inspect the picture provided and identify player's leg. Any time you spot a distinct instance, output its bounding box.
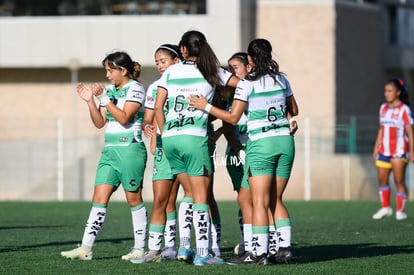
[120,143,147,261]
[270,136,295,263]
[208,172,222,258]
[391,157,408,220]
[226,148,245,254]
[122,187,147,262]
[249,174,272,265]
[271,176,293,264]
[61,147,119,260]
[161,178,180,260]
[60,183,114,260]
[227,184,254,265]
[175,173,195,263]
[373,154,393,219]
[135,179,174,263]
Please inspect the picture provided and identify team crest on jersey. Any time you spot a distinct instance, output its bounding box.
[147,95,154,103]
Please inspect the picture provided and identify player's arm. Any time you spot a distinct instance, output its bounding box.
[372,127,383,160]
[149,118,158,155]
[406,124,414,162]
[76,83,106,129]
[143,108,155,138]
[92,82,142,126]
[154,87,167,133]
[189,94,245,126]
[106,101,141,126]
[286,95,298,117]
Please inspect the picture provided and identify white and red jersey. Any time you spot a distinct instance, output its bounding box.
[378,102,414,156]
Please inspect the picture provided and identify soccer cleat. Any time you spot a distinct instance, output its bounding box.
[129,250,161,263]
[209,248,221,259]
[396,211,407,220]
[269,247,293,264]
[226,251,255,265]
[251,253,269,265]
[234,241,245,255]
[193,254,225,266]
[267,251,278,264]
[160,247,178,260]
[372,207,392,220]
[177,247,195,263]
[122,248,144,261]
[61,246,93,260]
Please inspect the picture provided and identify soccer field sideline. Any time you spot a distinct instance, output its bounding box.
[0,201,413,274]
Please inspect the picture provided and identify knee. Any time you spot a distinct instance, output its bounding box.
[126,194,143,207]
[153,194,169,209]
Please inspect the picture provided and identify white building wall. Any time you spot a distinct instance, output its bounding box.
[0,0,241,68]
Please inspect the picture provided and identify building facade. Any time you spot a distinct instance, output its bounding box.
[1,0,414,201]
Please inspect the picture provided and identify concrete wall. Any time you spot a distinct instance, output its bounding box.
[0,0,243,68]
[257,0,336,125]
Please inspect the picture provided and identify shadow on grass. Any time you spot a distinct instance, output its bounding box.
[0,236,133,254]
[291,243,414,263]
[0,225,66,230]
[220,243,414,263]
[4,234,413,263]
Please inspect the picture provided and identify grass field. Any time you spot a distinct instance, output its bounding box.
[0,200,413,274]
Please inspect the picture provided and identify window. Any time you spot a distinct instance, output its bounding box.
[0,0,207,16]
[387,4,414,48]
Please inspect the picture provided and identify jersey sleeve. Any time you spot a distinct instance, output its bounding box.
[127,82,146,106]
[402,105,414,126]
[144,81,157,110]
[278,75,293,97]
[234,79,252,102]
[218,66,233,86]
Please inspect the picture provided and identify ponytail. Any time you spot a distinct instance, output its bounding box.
[179,30,221,87]
[197,41,221,86]
[388,78,410,107]
[132,61,141,80]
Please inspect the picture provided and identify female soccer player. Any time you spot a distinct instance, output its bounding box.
[60,51,148,261]
[212,52,251,258]
[154,30,245,266]
[130,44,185,263]
[189,38,299,265]
[372,78,414,221]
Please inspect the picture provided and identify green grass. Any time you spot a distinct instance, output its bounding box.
[0,201,413,274]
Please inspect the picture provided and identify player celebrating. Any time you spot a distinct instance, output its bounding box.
[130,44,185,263]
[189,38,299,265]
[60,51,148,261]
[154,30,245,266]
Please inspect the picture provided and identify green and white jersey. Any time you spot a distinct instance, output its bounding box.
[145,78,168,136]
[102,80,146,146]
[144,79,159,110]
[234,74,293,141]
[158,62,232,138]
